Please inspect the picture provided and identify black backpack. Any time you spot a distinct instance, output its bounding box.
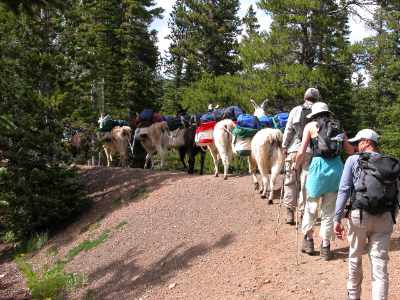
[300,105,312,128]
[313,116,343,158]
[293,105,311,142]
[352,153,400,216]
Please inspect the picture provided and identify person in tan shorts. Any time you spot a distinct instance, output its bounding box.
[282,88,318,224]
[334,129,399,300]
[294,102,353,260]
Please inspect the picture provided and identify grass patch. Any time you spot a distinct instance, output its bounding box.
[164,147,249,175]
[15,257,87,300]
[114,220,128,230]
[46,245,59,257]
[64,230,110,262]
[15,230,110,299]
[1,230,17,244]
[15,232,49,255]
[79,221,101,234]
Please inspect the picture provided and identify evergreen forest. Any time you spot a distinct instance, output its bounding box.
[0,0,399,238]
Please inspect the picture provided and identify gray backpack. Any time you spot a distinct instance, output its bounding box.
[352,153,400,216]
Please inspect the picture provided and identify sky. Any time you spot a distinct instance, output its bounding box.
[150,0,376,57]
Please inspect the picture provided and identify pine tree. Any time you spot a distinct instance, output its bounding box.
[120,0,163,113]
[249,0,353,125]
[242,4,259,38]
[162,1,191,113]
[163,0,242,113]
[363,1,400,156]
[167,0,241,79]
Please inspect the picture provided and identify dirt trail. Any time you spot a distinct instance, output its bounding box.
[2,167,400,299]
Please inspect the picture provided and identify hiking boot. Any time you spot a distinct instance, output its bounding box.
[286,208,295,225]
[347,291,360,300]
[301,236,315,255]
[320,243,333,261]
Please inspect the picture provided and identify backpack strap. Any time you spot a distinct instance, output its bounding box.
[271,115,279,129]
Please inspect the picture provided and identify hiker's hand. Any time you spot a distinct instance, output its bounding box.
[343,131,348,140]
[334,222,345,240]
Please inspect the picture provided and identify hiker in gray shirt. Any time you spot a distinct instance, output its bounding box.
[334,129,399,300]
[281,88,317,224]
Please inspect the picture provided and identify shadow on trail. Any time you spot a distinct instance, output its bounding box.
[84,233,236,299]
[389,236,400,252]
[331,246,349,261]
[330,235,400,262]
[48,166,188,249]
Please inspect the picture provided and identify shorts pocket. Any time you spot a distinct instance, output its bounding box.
[350,209,363,227]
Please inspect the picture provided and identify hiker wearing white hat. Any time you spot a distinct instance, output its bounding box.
[334,129,399,300]
[306,102,333,119]
[293,101,354,260]
[282,88,320,225]
[347,128,379,144]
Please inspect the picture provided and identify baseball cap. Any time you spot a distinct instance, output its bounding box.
[348,129,379,144]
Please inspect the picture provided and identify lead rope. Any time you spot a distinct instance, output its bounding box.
[128,139,134,156]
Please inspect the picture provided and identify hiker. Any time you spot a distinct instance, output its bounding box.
[282,88,318,225]
[293,102,353,260]
[334,129,400,300]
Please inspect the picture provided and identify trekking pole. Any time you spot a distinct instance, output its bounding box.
[295,203,300,265]
[294,169,301,266]
[274,166,285,238]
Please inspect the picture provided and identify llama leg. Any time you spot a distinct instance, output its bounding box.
[222,153,230,180]
[208,145,220,177]
[179,146,188,170]
[144,153,151,169]
[121,154,127,167]
[268,163,282,203]
[104,147,111,167]
[261,174,269,199]
[158,147,167,169]
[199,149,206,175]
[248,156,259,190]
[188,149,195,174]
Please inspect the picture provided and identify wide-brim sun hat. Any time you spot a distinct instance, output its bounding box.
[348,129,379,144]
[306,102,333,119]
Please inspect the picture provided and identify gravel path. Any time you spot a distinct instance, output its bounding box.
[4,166,400,299]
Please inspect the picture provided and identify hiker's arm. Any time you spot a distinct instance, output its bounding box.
[293,123,311,170]
[335,155,356,223]
[342,132,355,155]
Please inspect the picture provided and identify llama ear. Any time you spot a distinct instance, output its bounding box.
[250,99,259,110]
[261,98,269,110]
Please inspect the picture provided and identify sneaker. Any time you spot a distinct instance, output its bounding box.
[301,236,315,255]
[286,208,295,225]
[320,243,333,261]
